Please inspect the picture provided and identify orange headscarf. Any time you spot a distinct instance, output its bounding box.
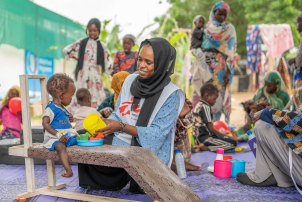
[111,71,130,105]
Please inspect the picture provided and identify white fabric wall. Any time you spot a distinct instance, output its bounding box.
[0,44,76,100]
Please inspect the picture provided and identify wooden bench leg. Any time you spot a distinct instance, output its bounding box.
[46,160,56,187]
[25,158,35,192]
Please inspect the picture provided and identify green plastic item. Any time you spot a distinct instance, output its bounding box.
[77,132,91,141]
[190,133,195,147]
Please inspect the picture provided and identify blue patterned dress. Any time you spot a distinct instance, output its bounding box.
[108,90,180,165]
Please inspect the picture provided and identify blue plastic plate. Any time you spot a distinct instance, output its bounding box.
[77,139,104,147]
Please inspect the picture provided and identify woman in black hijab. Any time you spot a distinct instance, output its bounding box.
[63,18,113,114]
[78,38,185,193]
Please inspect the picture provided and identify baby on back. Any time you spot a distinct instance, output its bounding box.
[74,88,102,132]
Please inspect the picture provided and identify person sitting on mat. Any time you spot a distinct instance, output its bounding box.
[74,88,102,132]
[0,85,22,145]
[42,73,78,177]
[193,83,237,152]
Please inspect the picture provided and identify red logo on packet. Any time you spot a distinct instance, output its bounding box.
[119,97,141,116]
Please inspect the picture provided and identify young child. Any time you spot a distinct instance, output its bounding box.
[190,15,205,51]
[0,86,22,145]
[74,88,102,131]
[190,15,212,106]
[193,83,237,152]
[113,34,138,74]
[42,73,78,177]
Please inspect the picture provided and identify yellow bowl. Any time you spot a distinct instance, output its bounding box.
[83,113,106,135]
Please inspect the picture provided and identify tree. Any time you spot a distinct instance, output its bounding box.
[153,0,302,55]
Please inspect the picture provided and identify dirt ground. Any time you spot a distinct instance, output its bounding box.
[30,92,254,130]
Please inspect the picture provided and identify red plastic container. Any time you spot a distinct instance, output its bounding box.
[214,160,233,178]
[223,156,233,161]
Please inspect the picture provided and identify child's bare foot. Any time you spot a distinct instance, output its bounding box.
[185,162,202,171]
[194,143,209,151]
[61,170,73,177]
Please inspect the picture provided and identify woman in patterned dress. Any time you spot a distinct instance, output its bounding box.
[192,1,237,123]
[63,18,113,114]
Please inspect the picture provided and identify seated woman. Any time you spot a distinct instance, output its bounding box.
[97,71,130,118]
[78,38,185,193]
[252,71,290,110]
[236,86,302,190]
[237,71,290,141]
[113,34,138,74]
[0,86,22,145]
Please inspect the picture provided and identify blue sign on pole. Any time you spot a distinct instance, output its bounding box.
[25,50,54,94]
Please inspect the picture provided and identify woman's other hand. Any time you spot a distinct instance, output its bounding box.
[95,118,120,136]
[288,58,296,66]
[100,107,114,118]
[223,70,231,86]
[179,98,193,118]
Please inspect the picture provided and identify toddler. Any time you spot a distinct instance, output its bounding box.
[42,73,78,177]
[74,88,102,131]
[193,83,237,152]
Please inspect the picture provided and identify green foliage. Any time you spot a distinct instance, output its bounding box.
[153,0,302,55]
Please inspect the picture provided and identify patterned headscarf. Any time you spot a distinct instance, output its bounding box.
[111,71,130,105]
[205,1,237,60]
[1,85,21,104]
[253,71,290,110]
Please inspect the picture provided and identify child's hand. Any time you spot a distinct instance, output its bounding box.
[69,114,74,123]
[59,135,67,143]
[100,107,113,118]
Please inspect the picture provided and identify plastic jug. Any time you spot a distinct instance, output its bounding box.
[175,149,186,179]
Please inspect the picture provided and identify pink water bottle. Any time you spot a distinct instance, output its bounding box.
[216,148,224,160]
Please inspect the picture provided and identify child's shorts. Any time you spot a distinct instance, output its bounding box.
[49,136,77,151]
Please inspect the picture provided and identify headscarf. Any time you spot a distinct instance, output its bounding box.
[295,12,302,71]
[130,38,176,127]
[253,71,290,110]
[123,34,136,44]
[111,71,130,106]
[1,85,21,104]
[205,1,237,59]
[75,18,104,80]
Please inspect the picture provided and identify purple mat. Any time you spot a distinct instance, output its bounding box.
[1,142,302,202]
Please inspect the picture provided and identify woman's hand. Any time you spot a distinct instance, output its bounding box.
[288,58,296,66]
[223,70,231,87]
[95,118,120,136]
[179,98,193,118]
[100,107,114,118]
[252,110,263,125]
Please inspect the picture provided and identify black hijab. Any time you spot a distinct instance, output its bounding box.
[130,38,176,128]
[75,18,105,80]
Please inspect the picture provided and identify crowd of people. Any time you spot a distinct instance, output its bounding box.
[1,0,302,196]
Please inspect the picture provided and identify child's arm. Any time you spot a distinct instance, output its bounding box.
[206,122,228,137]
[0,98,9,115]
[42,113,67,143]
